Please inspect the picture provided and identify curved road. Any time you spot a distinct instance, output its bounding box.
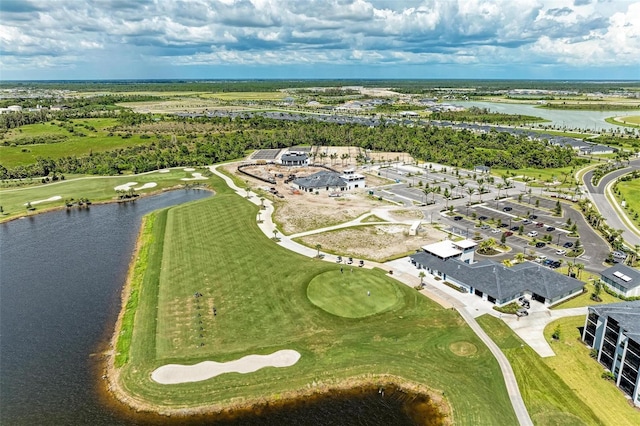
[583,159,640,247]
[210,164,534,426]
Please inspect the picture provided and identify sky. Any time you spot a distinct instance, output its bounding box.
[0,0,639,81]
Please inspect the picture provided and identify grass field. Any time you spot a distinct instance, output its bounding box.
[543,316,640,426]
[0,118,153,167]
[493,165,580,187]
[200,91,286,101]
[115,174,518,424]
[0,168,208,221]
[477,315,602,425]
[615,177,640,225]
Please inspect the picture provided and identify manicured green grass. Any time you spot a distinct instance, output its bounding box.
[551,275,620,310]
[605,116,640,129]
[200,91,286,101]
[307,270,402,318]
[477,315,602,426]
[615,177,640,226]
[493,166,580,186]
[0,168,208,221]
[0,118,153,167]
[117,174,518,424]
[543,317,640,426]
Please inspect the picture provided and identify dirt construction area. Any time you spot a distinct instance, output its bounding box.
[222,160,446,261]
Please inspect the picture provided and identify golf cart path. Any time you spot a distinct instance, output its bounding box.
[209,163,534,426]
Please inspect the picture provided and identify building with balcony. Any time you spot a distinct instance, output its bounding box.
[582,301,640,407]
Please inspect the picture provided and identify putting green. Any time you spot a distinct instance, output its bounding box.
[306,269,402,318]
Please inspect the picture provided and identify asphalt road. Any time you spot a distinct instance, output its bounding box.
[583,159,640,247]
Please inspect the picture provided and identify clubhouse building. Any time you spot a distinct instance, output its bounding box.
[582,301,640,406]
[409,240,583,306]
[293,169,365,192]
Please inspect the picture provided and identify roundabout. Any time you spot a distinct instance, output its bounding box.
[306,269,402,318]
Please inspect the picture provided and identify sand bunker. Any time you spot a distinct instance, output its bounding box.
[114,182,138,191]
[180,173,208,181]
[184,167,196,172]
[25,196,62,206]
[151,350,301,384]
[134,182,158,190]
[158,169,170,173]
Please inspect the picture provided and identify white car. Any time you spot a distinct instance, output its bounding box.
[556,249,566,256]
[527,231,538,237]
[491,228,501,234]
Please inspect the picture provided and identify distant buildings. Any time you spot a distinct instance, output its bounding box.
[582,301,640,407]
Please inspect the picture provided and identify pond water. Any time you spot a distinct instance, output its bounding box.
[455,100,638,132]
[0,189,436,425]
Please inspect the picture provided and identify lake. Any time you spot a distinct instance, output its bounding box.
[455,100,638,132]
[0,189,434,425]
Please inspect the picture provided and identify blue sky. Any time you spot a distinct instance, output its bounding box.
[1,0,639,81]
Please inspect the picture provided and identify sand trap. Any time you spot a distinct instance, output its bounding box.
[158,169,170,173]
[25,196,62,206]
[180,173,208,181]
[114,182,138,191]
[183,167,196,172]
[134,182,157,190]
[151,349,300,384]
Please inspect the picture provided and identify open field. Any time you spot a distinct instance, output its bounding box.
[477,315,602,425]
[0,168,208,221]
[543,316,640,426]
[615,177,640,228]
[0,118,154,167]
[493,165,580,186]
[200,91,286,101]
[113,173,518,424]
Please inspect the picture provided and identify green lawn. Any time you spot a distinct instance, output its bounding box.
[200,91,286,101]
[0,118,153,167]
[307,270,402,318]
[0,168,209,221]
[493,166,580,187]
[543,317,640,426]
[116,174,518,424]
[477,315,602,426]
[615,177,640,227]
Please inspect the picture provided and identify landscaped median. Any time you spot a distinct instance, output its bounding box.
[107,173,518,424]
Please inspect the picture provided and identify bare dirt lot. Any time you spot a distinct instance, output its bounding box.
[223,159,448,261]
[297,225,447,262]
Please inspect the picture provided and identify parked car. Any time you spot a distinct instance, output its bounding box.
[503,206,513,212]
[536,222,544,228]
[612,251,627,259]
[504,231,514,237]
[478,216,488,221]
[498,223,508,228]
[543,259,553,266]
[550,261,561,269]
[546,226,555,232]
[529,214,538,219]
[556,249,566,255]
[336,256,342,263]
[522,219,532,225]
[563,242,574,248]
[535,242,546,248]
[527,231,538,237]
[480,224,491,230]
[491,228,501,234]
[359,260,364,267]
[454,216,463,221]
[516,308,529,317]
[347,257,353,264]
[510,226,520,231]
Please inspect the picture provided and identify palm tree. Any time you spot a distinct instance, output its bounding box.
[576,263,585,279]
[418,271,426,286]
[514,253,525,263]
[466,187,475,206]
[315,244,322,258]
[495,183,504,200]
[477,184,486,203]
[260,197,265,209]
[272,229,279,240]
[458,179,466,199]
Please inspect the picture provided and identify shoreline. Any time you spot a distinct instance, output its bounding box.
[100,200,452,423]
[0,183,212,224]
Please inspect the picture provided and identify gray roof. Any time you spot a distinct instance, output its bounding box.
[281,153,308,162]
[590,301,640,342]
[293,171,346,189]
[601,264,640,290]
[409,252,583,302]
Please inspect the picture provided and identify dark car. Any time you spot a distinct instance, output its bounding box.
[529,214,538,219]
[498,223,508,228]
[546,226,555,232]
[535,242,546,248]
[503,207,513,212]
[510,226,519,231]
[563,242,574,248]
[454,216,463,221]
[478,216,488,221]
[543,259,553,266]
[551,261,561,268]
[504,231,514,237]
[536,222,544,228]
